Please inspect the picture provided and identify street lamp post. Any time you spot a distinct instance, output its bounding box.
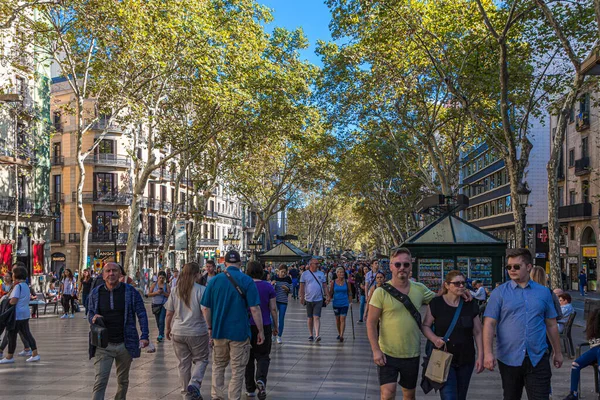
[111,212,119,263]
[517,183,531,248]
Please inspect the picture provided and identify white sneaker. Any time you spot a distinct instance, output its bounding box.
[0,358,15,364]
[60,314,68,319]
[17,350,32,357]
[69,314,75,319]
[26,355,40,362]
[276,337,282,344]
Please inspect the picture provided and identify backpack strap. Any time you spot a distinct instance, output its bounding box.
[381,283,422,330]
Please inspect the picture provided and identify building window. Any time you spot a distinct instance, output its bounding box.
[583,180,590,203]
[568,149,575,167]
[570,226,575,241]
[95,173,114,194]
[483,203,489,217]
[558,186,564,207]
[505,196,511,211]
[148,215,156,237]
[93,211,114,235]
[97,139,114,154]
[582,136,589,158]
[569,190,576,205]
[498,198,504,214]
[490,201,496,215]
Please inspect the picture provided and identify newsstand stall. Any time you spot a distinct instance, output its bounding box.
[401,213,507,293]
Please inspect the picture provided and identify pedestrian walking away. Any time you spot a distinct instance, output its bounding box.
[422,270,484,400]
[329,266,352,343]
[245,261,278,400]
[289,265,300,300]
[80,268,93,317]
[578,270,587,297]
[201,250,264,400]
[87,262,150,400]
[0,264,40,364]
[356,265,369,324]
[300,258,329,342]
[483,248,562,400]
[165,262,210,400]
[272,265,291,344]
[149,270,170,342]
[367,248,436,400]
[60,268,77,319]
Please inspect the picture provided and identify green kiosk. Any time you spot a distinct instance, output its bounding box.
[401,213,507,293]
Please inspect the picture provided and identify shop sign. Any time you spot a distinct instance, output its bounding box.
[535,253,546,259]
[568,257,579,264]
[98,250,114,258]
[582,247,598,258]
[51,255,66,262]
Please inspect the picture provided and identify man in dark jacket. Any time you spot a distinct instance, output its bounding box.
[87,262,149,400]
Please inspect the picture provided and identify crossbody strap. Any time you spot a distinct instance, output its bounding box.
[308,270,325,299]
[382,283,422,329]
[224,270,248,309]
[443,299,463,342]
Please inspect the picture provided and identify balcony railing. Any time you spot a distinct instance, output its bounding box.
[50,155,64,166]
[197,238,219,246]
[68,233,80,243]
[90,232,128,244]
[72,191,133,205]
[205,210,216,218]
[50,231,65,245]
[53,122,63,133]
[575,157,590,176]
[84,153,130,167]
[91,120,122,133]
[0,197,53,216]
[161,201,172,212]
[50,193,64,204]
[576,112,590,131]
[559,202,592,219]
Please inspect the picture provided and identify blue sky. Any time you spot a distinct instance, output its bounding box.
[260,0,333,66]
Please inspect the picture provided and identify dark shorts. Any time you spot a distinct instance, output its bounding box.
[378,354,420,389]
[333,306,349,316]
[306,301,323,318]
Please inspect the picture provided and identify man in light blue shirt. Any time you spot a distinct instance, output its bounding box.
[300,258,329,342]
[483,248,562,400]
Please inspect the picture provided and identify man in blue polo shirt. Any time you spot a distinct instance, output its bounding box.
[483,248,562,400]
[201,250,263,400]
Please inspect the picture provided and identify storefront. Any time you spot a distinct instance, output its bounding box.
[581,226,598,291]
[51,252,66,276]
[402,213,507,293]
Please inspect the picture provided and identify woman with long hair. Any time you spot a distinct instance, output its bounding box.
[149,270,170,342]
[59,268,76,319]
[79,268,93,315]
[531,266,562,321]
[329,266,352,342]
[245,261,277,400]
[563,309,600,399]
[0,265,40,364]
[422,271,484,400]
[165,262,209,400]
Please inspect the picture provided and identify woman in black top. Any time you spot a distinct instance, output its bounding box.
[422,270,484,400]
[80,268,93,315]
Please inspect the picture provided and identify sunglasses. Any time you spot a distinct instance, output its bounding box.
[505,264,522,271]
[392,262,411,269]
[448,281,466,287]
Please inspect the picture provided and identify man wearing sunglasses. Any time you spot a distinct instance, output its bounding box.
[483,248,562,400]
[367,248,436,400]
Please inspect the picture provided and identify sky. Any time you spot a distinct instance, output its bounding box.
[259,0,334,66]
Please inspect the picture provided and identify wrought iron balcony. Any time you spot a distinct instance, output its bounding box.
[161,201,172,212]
[84,153,130,167]
[50,155,64,166]
[559,202,592,219]
[91,120,122,133]
[90,232,129,244]
[50,231,65,245]
[0,197,53,216]
[575,157,591,176]
[68,233,80,243]
[72,191,133,205]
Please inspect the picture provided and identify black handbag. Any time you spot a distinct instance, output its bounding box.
[151,304,164,315]
[90,317,108,349]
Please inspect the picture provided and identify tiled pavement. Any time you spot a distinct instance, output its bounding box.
[0,299,598,399]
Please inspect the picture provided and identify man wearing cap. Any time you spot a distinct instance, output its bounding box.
[201,250,264,400]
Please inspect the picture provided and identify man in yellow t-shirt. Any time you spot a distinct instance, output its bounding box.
[367,247,435,400]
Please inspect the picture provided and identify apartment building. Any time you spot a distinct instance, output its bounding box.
[553,89,599,291]
[459,114,551,267]
[49,79,252,272]
[0,16,52,278]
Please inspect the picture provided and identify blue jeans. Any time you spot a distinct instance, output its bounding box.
[154,306,166,337]
[580,283,586,296]
[439,362,475,400]
[292,279,299,299]
[571,345,600,393]
[359,295,366,321]
[277,302,288,337]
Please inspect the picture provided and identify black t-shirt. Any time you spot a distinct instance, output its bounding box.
[429,296,479,366]
[289,268,299,279]
[81,279,92,295]
[98,284,126,344]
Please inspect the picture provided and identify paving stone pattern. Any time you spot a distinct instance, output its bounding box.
[0,299,597,399]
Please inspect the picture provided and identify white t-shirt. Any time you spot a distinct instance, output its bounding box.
[300,270,326,302]
[164,283,208,336]
[10,282,31,320]
[62,278,76,295]
[170,277,178,289]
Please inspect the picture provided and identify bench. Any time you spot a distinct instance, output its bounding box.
[36,292,61,315]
